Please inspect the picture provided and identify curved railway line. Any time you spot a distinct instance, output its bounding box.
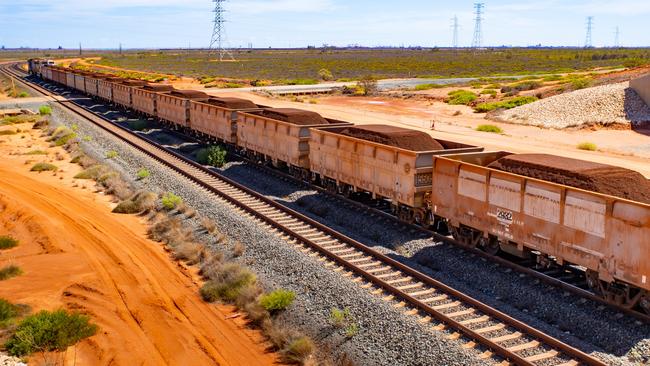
[0,62,616,365]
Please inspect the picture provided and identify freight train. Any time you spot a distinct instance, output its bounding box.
[33,63,650,314]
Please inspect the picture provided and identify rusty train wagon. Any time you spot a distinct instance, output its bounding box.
[189,97,263,144]
[132,84,175,117]
[309,125,483,224]
[236,108,351,180]
[84,74,109,97]
[73,72,88,93]
[112,80,147,109]
[97,77,122,102]
[430,151,650,313]
[65,69,76,89]
[156,90,209,129]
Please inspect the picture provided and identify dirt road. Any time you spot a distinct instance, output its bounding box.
[0,123,277,365]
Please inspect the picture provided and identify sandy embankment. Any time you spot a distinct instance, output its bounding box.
[0,120,277,365]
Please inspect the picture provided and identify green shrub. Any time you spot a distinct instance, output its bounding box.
[70,123,79,132]
[414,83,446,91]
[112,191,157,214]
[54,132,76,146]
[281,336,314,364]
[24,150,48,155]
[161,192,182,210]
[30,163,58,172]
[577,142,597,151]
[0,265,22,281]
[74,165,107,179]
[39,105,52,116]
[200,263,256,303]
[330,307,352,328]
[224,83,244,88]
[0,298,20,328]
[82,135,93,142]
[318,68,334,81]
[197,145,227,167]
[542,74,563,82]
[0,236,19,250]
[480,89,497,96]
[137,168,150,180]
[476,124,503,133]
[17,92,29,98]
[259,289,296,313]
[474,96,538,113]
[447,90,477,105]
[105,150,118,159]
[571,78,591,90]
[4,309,98,357]
[287,79,318,85]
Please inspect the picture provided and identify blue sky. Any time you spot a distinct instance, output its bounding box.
[1,0,649,49]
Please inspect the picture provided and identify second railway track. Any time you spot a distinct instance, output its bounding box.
[1,63,610,366]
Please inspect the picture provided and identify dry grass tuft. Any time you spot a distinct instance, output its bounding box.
[173,242,206,265]
[201,218,217,234]
[233,241,245,257]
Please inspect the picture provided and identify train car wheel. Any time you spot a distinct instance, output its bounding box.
[640,293,650,315]
[585,270,603,296]
[483,236,501,256]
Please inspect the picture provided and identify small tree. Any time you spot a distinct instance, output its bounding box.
[318,68,334,81]
[357,75,378,96]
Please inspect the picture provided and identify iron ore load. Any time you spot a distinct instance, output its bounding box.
[37,64,650,314]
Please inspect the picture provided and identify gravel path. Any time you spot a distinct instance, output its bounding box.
[496,82,650,129]
[41,97,487,366]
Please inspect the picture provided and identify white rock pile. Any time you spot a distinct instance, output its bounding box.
[496,82,650,129]
[0,354,26,366]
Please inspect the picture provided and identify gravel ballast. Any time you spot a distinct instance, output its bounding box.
[41,97,487,366]
[15,80,650,365]
[496,82,650,129]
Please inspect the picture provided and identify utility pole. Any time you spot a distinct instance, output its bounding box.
[119,43,122,56]
[451,15,459,48]
[209,0,235,61]
[79,42,82,56]
[614,26,620,48]
[471,3,485,49]
[585,16,594,48]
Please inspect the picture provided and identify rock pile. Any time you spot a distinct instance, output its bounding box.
[0,354,27,366]
[496,82,650,129]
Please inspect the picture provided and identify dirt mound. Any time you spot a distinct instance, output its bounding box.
[488,154,650,204]
[170,90,209,99]
[339,124,445,151]
[121,80,147,87]
[143,84,175,92]
[207,97,258,110]
[260,108,329,125]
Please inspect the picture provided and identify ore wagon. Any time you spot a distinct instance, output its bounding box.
[112,80,147,109]
[189,97,263,144]
[43,66,52,82]
[84,74,110,97]
[132,84,175,117]
[430,151,650,313]
[73,72,88,93]
[309,124,483,224]
[65,69,77,89]
[157,90,209,129]
[236,108,351,180]
[98,77,123,102]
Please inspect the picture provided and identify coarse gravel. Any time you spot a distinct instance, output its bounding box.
[0,354,26,366]
[496,82,650,129]
[40,95,488,366]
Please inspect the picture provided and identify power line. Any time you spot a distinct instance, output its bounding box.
[471,3,485,49]
[585,16,594,48]
[451,15,459,48]
[614,26,620,48]
[209,0,235,61]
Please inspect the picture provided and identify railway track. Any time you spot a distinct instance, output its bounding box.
[2,63,609,366]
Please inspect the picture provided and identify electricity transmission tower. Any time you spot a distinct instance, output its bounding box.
[451,15,459,48]
[471,3,485,49]
[614,26,620,48]
[209,0,235,61]
[585,16,594,48]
